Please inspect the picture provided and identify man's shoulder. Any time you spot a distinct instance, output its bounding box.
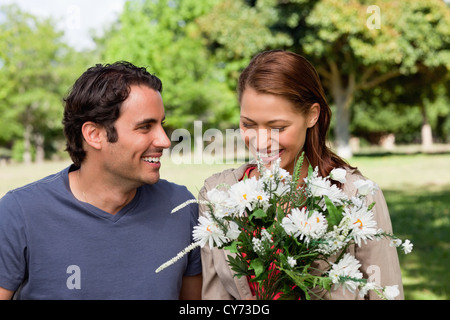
[146,179,192,195]
[1,167,69,203]
[140,179,197,208]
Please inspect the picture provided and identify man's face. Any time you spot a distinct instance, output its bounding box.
[100,84,171,187]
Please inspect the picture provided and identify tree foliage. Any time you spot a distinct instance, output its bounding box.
[100,0,237,131]
[198,0,450,156]
[1,0,449,163]
[0,4,88,162]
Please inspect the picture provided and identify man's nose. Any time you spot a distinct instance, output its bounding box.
[154,125,171,149]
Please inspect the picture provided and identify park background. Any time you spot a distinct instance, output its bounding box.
[0,0,449,299]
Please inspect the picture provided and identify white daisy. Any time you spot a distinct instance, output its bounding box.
[226,176,261,216]
[383,285,400,300]
[193,213,228,249]
[345,205,378,246]
[328,253,363,294]
[281,207,328,244]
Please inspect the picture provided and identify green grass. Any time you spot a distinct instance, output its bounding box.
[351,153,450,300]
[0,153,449,299]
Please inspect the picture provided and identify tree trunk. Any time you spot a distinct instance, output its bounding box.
[328,60,355,159]
[334,96,352,159]
[420,102,433,151]
[34,133,45,164]
[23,123,32,165]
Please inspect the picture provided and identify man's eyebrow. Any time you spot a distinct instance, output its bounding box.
[135,116,166,126]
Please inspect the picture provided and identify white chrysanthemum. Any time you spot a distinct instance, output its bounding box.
[281,207,328,243]
[317,230,348,255]
[287,256,297,268]
[353,179,378,196]
[345,205,378,246]
[401,239,413,254]
[329,167,347,183]
[390,238,402,248]
[226,176,263,216]
[307,175,330,198]
[305,167,347,206]
[350,196,364,208]
[329,253,363,294]
[193,213,228,249]
[226,221,241,240]
[206,189,234,218]
[207,189,229,206]
[383,285,400,300]
[323,183,348,206]
[359,281,381,298]
[260,162,291,197]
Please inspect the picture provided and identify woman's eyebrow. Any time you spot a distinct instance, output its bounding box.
[240,116,290,124]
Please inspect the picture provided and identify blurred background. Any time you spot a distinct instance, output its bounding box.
[0,0,449,299]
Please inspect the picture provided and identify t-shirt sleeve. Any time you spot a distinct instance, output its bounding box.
[183,198,202,277]
[0,192,27,291]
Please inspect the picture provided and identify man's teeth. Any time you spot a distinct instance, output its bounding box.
[143,157,160,163]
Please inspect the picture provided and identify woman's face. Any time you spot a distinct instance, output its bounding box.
[239,87,319,174]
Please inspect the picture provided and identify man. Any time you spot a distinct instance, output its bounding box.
[0,61,202,299]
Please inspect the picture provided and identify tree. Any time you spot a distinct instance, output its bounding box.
[299,0,450,156]
[197,0,292,89]
[0,4,82,163]
[199,0,450,157]
[100,0,237,133]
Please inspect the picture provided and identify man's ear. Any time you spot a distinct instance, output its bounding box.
[81,122,104,150]
[307,103,320,128]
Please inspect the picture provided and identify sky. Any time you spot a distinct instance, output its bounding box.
[1,0,127,50]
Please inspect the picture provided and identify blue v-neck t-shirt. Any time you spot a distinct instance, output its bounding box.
[0,165,201,300]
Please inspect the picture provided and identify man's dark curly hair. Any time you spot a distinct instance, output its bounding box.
[62,61,162,166]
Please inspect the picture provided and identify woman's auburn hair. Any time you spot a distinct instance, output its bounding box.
[238,50,354,180]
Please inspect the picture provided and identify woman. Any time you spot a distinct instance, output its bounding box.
[198,50,404,300]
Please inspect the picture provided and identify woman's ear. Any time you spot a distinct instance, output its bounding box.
[307,103,320,128]
[81,121,104,150]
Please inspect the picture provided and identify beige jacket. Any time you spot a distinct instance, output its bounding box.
[198,162,404,300]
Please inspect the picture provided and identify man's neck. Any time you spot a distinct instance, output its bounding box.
[69,165,138,215]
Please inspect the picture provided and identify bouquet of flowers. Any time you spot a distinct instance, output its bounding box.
[156,153,412,300]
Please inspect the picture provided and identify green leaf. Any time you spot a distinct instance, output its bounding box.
[226,254,249,278]
[223,241,241,254]
[324,196,343,228]
[249,258,265,278]
[292,151,304,184]
[249,208,267,221]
